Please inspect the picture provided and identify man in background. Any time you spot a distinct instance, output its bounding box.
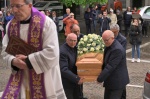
[110,24,128,99]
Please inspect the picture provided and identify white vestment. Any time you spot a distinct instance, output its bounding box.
[1,16,67,99]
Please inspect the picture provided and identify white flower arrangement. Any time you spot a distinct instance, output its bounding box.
[77,34,105,56]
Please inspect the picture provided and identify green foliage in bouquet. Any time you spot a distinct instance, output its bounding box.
[77,34,105,56]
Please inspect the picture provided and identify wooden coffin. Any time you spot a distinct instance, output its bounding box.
[76,53,103,82]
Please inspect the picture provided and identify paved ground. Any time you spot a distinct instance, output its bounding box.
[0,19,150,99]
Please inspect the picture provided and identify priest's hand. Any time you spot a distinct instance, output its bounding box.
[78,77,84,85]
[15,54,27,61]
[12,58,27,69]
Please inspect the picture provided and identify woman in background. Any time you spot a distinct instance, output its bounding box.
[5,10,14,25]
[129,18,142,63]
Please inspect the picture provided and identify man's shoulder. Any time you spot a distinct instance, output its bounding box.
[112,40,124,50]
[60,43,69,52]
[80,33,84,37]
[117,33,126,40]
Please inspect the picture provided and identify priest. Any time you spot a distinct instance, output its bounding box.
[1,0,66,99]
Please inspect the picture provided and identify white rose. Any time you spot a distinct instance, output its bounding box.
[89,39,93,42]
[80,38,83,41]
[94,36,98,40]
[88,34,92,37]
[90,47,95,52]
[97,45,100,48]
[83,48,88,52]
[80,41,84,44]
[83,37,88,42]
[83,35,87,38]
[92,42,96,46]
[87,44,91,47]
[102,44,105,47]
[80,51,83,54]
[96,48,99,51]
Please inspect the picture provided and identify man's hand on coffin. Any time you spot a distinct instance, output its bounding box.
[78,77,84,85]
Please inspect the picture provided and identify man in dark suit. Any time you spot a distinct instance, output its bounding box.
[110,23,127,50]
[59,33,84,99]
[71,24,88,99]
[110,24,127,99]
[97,30,129,99]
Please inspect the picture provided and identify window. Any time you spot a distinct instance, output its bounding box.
[144,7,150,16]
[48,3,62,7]
[34,2,47,7]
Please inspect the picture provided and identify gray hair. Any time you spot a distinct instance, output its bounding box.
[110,23,120,31]
[24,0,33,4]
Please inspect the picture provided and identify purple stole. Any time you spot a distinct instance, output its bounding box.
[2,7,46,99]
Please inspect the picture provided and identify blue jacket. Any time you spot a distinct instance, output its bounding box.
[59,43,80,88]
[97,40,129,89]
[5,15,14,24]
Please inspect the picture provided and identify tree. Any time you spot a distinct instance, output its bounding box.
[59,0,108,7]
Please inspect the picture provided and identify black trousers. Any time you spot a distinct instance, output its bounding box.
[85,24,91,34]
[142,27,148,36]
[104,88,124,99]
[79,84,85,99]
[124,24,130,37]
[64,85,80,99]
[120,88,126,99]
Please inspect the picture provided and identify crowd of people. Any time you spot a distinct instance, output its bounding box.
[0,0,149,99]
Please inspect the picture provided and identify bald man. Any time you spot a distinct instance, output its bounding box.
[71,24,84,42]
[97,30,129,99]
[59,33,84,99]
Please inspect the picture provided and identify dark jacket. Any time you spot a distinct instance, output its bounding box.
[97,17,111,33]
[97,40,129,90]
[142,20,149,28]
[59,43,80,88]
[77,33,84,43]
[129,25,142,45]
[116,33,127,50]
[123,11,132,25]
[51,17,59,32]
[91,9,97,20]
[84,11,93,25]
[117,14,123,25]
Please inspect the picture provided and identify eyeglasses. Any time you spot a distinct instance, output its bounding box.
[10,4,27,9]
[69,39,77,42]
[103,37,112,42]
[73,30,79,34]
